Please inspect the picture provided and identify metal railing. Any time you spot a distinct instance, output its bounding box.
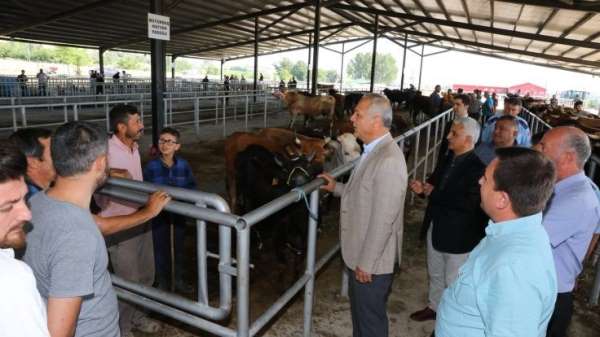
[0,89,283,136]
[94,108,454,337]
[521,109,600,306]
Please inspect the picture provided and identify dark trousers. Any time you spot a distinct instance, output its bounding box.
[347,267,394,337]
[152,211,187,287]
[546,292,573,337]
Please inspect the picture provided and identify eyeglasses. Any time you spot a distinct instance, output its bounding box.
[158,139,178,145]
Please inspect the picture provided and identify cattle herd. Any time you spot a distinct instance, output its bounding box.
[224,87,425,265]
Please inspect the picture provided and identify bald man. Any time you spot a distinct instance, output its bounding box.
[537,126,600,337]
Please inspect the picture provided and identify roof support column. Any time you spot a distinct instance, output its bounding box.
[171,56,176,79]
[339,42,345,92]
[307,33,312,91]
[254,16,259,102]
[400,33,407,90]
[310,0,321,96]
[418,44,424,90]
[98,48,105,76]
[369,14,379,93]
[150,0,166,147]
[220,59,224,81]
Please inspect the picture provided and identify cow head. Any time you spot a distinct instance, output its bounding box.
[273,149,321,189]
[323,133,362,171]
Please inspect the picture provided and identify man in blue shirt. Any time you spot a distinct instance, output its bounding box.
[436,147,557,337]
[474,115,519,165]
[536,126,600,337]
[481,96,531,146]
[430,84,442,115]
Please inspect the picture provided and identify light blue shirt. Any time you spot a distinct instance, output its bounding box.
[543,172,600,292]
[357,133,388,166]
[436,213,557,337]
[481,113,531,147]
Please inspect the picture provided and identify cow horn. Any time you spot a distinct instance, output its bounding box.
[307,151,316,162]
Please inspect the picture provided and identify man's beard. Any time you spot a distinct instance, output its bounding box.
[0,226,27,250]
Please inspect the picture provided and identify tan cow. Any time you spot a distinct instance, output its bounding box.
[274,90,336,132]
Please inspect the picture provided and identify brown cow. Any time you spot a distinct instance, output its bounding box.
[224,128,329,213]
[274,90,336,131]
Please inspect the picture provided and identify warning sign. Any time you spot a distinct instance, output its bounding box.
[148,13,170,41]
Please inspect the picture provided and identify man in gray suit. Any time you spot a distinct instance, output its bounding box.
[320,93,408,337]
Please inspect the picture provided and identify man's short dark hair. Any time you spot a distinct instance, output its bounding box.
[52,122,108,177]
[505,96,523,107]
[493,147,556,217]
[9,128,52,160]
[160,127,180,141]
[574,100,583,108]
[495,115,518,129]
[0,142,27,184]
[109,104,140,133]
[454,93,471,107]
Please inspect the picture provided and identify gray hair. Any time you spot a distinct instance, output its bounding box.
[564,129,591,169]
[363,93,393,128]
[52,122,108,177]
[454,116,481,144]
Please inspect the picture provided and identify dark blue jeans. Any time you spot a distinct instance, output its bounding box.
[152,211,187,287]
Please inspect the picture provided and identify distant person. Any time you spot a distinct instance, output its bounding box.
[113,71,120,93]
[574,100,588,117]
[96,72,104,95]
[481,91,494,122]
[468,91,482,121]
[279,79,286,91]
[0,143,50,337]
[36,69,48,96]
[550,94,559,109]
[430,85,442,115]
[202,75,209,92]
[457,88,464,95]
[491,92,498,113]
[259,73,264,82]
[144,127,197,292]
[17,70,28,96]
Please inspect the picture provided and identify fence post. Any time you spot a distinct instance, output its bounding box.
[303,190,320,337]
[73,104,79,121]
[194,98,200,136]
[20,106,27,127]
[223,97,227,137]
[236,227,251,337]
[215,97,219,126]
[163,99,168,127]
[263,93,267,128]
[12,106,18,131]
[140,94,145,126]
[245,95,249,131]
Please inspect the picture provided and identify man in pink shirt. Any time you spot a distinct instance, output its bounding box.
[98,104,163,336]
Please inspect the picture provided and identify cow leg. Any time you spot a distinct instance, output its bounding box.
[289,112,297,129]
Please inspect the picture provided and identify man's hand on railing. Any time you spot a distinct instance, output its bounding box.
[143,191,171,218]
[318,173,336,192]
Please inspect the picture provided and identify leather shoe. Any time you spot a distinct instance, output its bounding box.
[409,307,436,321]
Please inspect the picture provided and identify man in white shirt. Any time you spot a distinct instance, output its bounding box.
[0,142,50,337]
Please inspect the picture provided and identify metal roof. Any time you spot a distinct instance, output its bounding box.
[2,0,600,75]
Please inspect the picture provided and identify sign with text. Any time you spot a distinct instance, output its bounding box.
[148,13,170,41]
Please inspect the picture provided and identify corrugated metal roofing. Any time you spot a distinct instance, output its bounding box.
[2,0,600,75]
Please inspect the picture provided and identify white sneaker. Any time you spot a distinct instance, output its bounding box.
[132,316,162,334]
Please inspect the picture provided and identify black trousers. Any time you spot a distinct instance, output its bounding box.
[546,292,573,337]
[347,267,394,337]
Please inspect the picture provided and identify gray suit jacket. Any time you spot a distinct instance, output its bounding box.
[334,133,408,275]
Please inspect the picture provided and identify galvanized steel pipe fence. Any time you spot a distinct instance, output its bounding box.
[94,109,454,337]
[0,89,283,136]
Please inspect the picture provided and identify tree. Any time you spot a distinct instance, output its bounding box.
[318,69,338,83]
[54,47,93,75]
[346,52,398,85]
[274,58,294,80]
[290,61,307,81]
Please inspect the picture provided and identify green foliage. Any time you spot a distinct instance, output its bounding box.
[318,69,338,83]
[290,61,307,81]
[204,63,220,75]
[346,52,398,85]
[104,51,146,70]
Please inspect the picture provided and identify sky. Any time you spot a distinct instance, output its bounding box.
[212,38,600,96]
